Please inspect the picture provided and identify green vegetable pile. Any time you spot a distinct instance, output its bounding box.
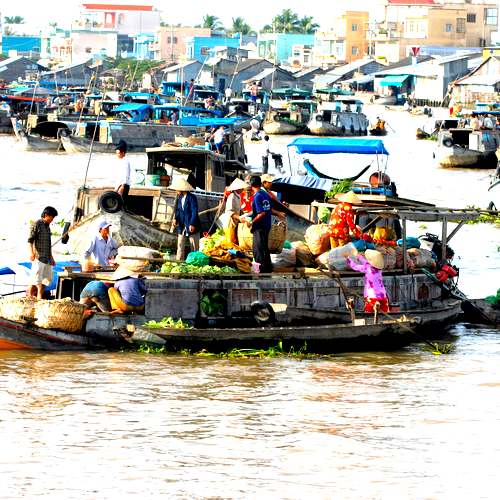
[160,262,236,274]
[324,179,353,200]
[200,229,226,252]
[143,317,193,329]
[200,291,226,316]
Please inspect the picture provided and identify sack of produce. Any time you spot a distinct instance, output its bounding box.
[0,296,37,322]
[185,251,210,267]
[237,221,287,254]
[315,251,330,269]
[116,246,161,272]
[34,298,86,333]
[407,248,435,269]
[328,243,358,271]
[318,206,331,224]
[304,224,330,256]
[397,237,421,249]
[375,245,397,270]
[291,241,315,267]
[271,248,296,268]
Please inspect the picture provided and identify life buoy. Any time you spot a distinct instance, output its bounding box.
[315,115,323,122]
[98,191,124,213]
[251,300,276,326]
[61,222,71,244]
[442,138,453,148]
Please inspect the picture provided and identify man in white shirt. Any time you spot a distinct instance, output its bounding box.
[82,220,119,269]
[224,87,233,104]
[212,126,226,153]
[115,141,131,209]
[261,135,272,174]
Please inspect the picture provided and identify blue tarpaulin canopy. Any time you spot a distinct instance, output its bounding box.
[113,103,152,113]
[273,175,334,192]
[288,137,389,155]
[379,74,410,87]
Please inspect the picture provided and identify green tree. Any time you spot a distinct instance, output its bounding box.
[202,15,223,31]
[4,15,25,24]
[230,17,254,35]
[298,16,319,34]
[273,9,300,33]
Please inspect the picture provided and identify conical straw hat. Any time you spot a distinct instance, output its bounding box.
[335,190,362,205]
[169,178,194,192]
[227,178,249,192]
[364,249,384,270]
[111,267,140,281]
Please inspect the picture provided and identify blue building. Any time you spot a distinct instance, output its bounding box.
[185,35,241,62]
[258,33,315,65]
[2,36,41,57]
[133,33,155,60]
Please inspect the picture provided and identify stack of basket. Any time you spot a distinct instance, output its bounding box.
[237,221,287,254]
[34,298,86,333]
[0,296,37,322]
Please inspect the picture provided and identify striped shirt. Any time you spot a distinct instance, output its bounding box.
[28,219,52,264]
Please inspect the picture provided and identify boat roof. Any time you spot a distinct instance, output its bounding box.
[145,145,224,158]
[154,104,218,114]
[114,103,152,113]
[288,137,389,155]
[361,207,481,222]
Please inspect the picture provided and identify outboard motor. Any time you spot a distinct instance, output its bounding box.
[419,233,454,263]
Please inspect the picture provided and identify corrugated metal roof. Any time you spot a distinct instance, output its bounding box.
[455,75,500,86]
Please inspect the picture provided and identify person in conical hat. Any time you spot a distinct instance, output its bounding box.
[108,267,147,314]
[222,178,248,244]
[171,176,201,261]
[347,249,389,313]
[328,191,362,248]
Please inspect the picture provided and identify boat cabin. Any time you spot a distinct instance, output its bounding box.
[438,128,500,153]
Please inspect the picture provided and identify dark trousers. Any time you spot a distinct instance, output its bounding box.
[118,184,130,210]
[252,227,272,273]
[262,156,269,174]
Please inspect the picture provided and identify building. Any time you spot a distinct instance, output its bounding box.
[152,27,211,62]
[162,60,203,85]
[242,66,297,92]
[185,35,241,62]
[0,56,46,83]
[75,3,160,35]
[288,44,314,69]
[374,0,499,63]
[450,55,500,105]
[71,30,118,61]
[1,36,41,57]
[258,33,315,65]
[314,11,370,66]
[40,59,95,87]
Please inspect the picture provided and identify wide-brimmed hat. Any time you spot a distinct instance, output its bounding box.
[335,191,362,205]
[169,178,194,192]
[227,178,249,192]
[364,249,384,270]
[261,174,275,183]
[111,267,139,281]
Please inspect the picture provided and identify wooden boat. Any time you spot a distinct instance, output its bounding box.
[0,111,12,134]
[463,299,500,325]
[308,99,369,136]
[435,129,500,168]
[369,127,387,136]
[11,117,73,152]
[263,100,316,135]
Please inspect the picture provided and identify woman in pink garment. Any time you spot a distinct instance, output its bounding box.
[347,249,389,313]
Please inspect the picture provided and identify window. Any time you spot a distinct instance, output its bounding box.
[200,46,209,55]
[456,18,466,33]
[467,13,476,23]
[352,23,358,32]
[351,46,359,55]
[167,36,178,44]
[485,8,498,25]
[445,23,453,32]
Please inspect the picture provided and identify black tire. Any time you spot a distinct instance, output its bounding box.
[315,115,323,122]
[98,191,123,213]
[251,301,276,326]
[61,222,71,244]
[59,128,70,137]
[442,138,453,148]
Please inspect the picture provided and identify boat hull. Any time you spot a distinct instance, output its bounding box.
[308,112,369,136]
[435,146,497,168]
[369,128,387,136]
[17,131,62,152]
[263,120,302,135]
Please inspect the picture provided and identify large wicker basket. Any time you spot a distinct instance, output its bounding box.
[0,296,37,322]
[34,298,86,333]
[237,221,287,254]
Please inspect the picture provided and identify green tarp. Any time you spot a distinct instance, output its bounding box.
[379,74,410,87]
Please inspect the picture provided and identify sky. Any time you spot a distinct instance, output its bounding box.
[0,0,385,31]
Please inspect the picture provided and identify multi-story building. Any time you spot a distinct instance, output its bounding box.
[152,27,211,62]
[374,0,498,62]
[186,35,242,62]
[258,33,315,65]
[314,11,370,66]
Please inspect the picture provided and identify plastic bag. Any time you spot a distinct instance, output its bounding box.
[328,243,358,271]
[397,237,421,249]
[407,248,435,269]
[271,248,296,268]
[185,251,210,267]
[375,245,397,270]
[305,224,330,256]
[291,241,315,267]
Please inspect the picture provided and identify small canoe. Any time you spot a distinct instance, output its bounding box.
[369,128,387,136]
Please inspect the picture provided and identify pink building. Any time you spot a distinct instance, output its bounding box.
[152,27,211,62]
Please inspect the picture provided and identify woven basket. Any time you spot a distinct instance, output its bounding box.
[237,222,287,254]
[34,298,86,333]
[175,135,205,146]
[0,296,37,322]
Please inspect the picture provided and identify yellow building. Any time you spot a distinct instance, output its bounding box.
[314,11,369,66]
[374,0,498,63]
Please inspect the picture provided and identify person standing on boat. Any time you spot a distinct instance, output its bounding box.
[222,178,248,244]
[328,191,362,248]
[82,220,119,270]
[469,113,481,131]
[171,178,201,261]
[246,175,272,273]
[347,249,389,313]
[250,82,259,103]
[212,126,226,154]
[27,206,58,299]
[186,79,195,104]
[261,135,273,174]
[115,141,131,209]
[224,87,233,104]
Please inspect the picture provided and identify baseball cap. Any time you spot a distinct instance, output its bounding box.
[98,220,112,230]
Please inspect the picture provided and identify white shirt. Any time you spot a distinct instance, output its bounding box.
[180,193,187,208]
[225,88,232,98]
[262,141,270,157]
[213,128,225,144]
[116,156,131,186]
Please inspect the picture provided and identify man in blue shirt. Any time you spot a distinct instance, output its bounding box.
[79,280,111,312]
[248,175,273,273]
[82,220,119,268]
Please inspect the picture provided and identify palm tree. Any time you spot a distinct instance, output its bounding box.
[298,16,319,34]
[230,17,254,36]
[202,15,223,31]
[273,9,300,33]
[5,15,25,24]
